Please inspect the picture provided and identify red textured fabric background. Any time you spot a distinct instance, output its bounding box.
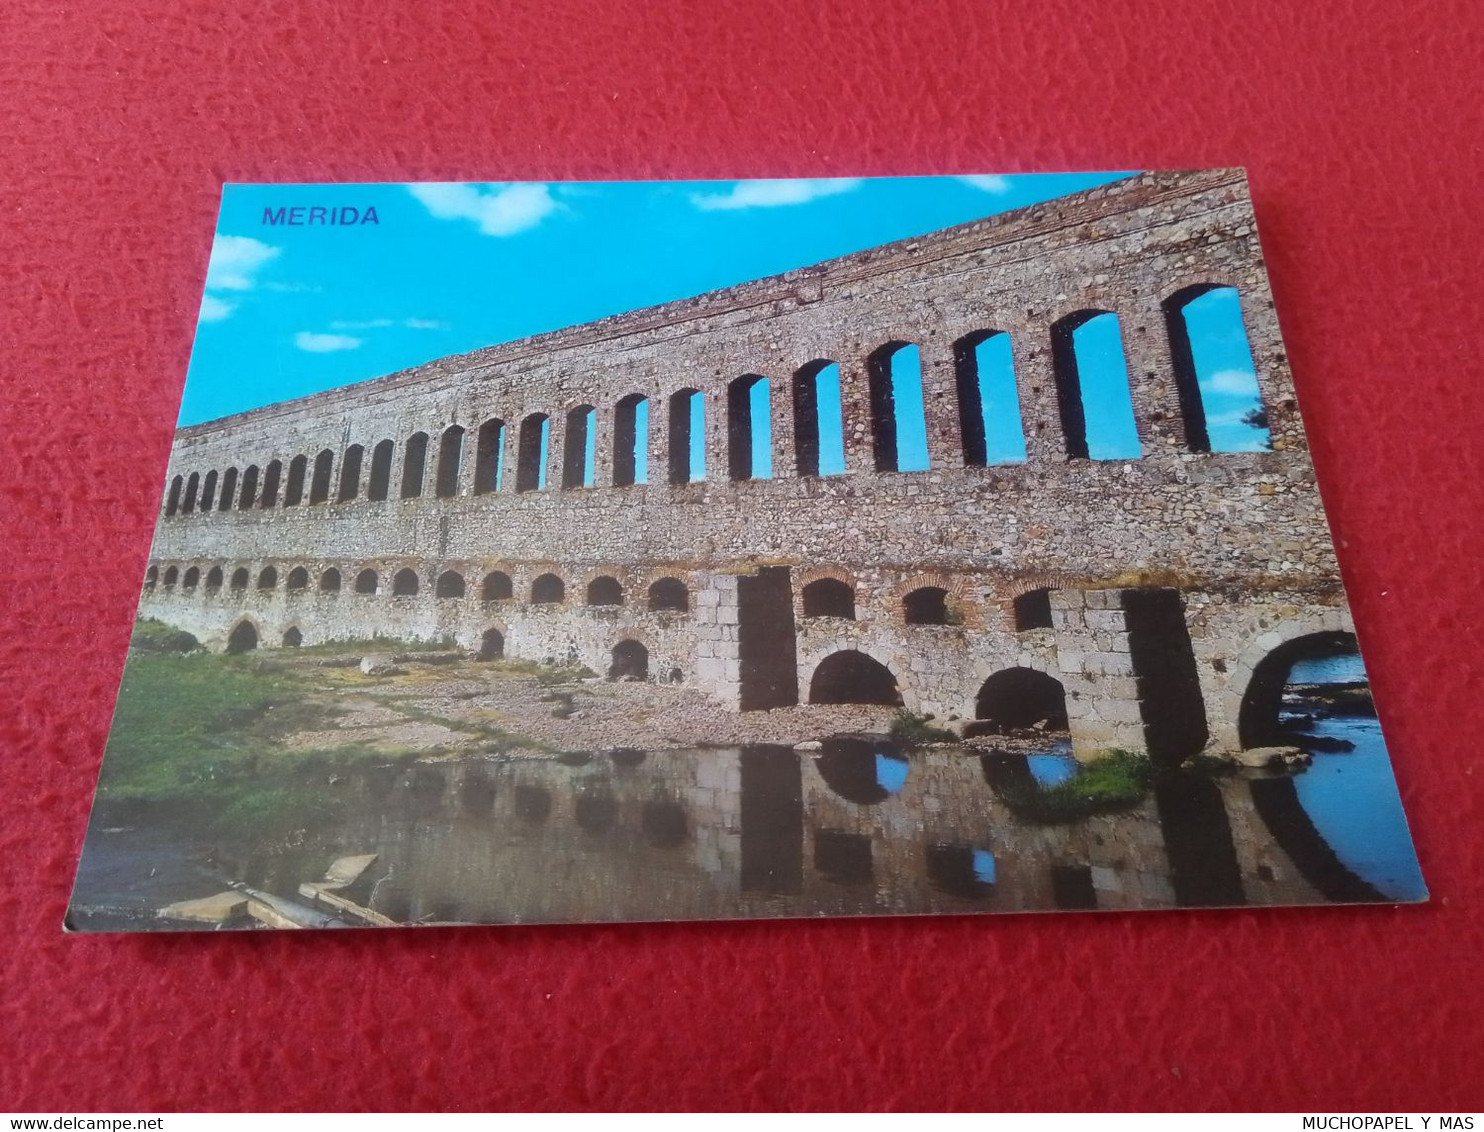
[3,0,1481,1112]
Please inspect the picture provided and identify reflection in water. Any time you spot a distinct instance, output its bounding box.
[926,845,996,900]
[814,737,909,804]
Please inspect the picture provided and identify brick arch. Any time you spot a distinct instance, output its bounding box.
[892,571,979,629]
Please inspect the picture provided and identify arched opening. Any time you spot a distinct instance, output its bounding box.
[320,568,341,593]
[561,405,597,489]
[182,473,199,514]
[478,627,504,660]
[904,586,950,625]
[435,570,466,598]
[667,667,683,684]
[1014,589,1053,631]
[510,412,549,493]
[286,566,308,591]
[667,388,705,485]
[974,668,1069,732]
[482,571,513,601]
[727,374,773,481]
[473,418,504,494]
[204,566,222,591]
[953,329,1026,466]
[531,573,565,604]
[166,475,183,517]
[808,651,903,706]
[259,460,282,508]
[309,448,334,504]
[815,736,910,804]
[434,425,464,498]
[1050,310,1141,460]
[282,627,302,647]
[230,567,249,591]
[284,455,306,506]
[392,568,419,597]
[793,360,847,476]
[337,444,363,502]
[1238,631,1361,749]
[257,566,278,591]
[217,468,237,512]
[865,342,930,473]
[641,798,687,847]
[163,566,178,587]
[612,394,648,486]
[368,440,394,501]
[610,639,649,681]
[401,432,429,499]
[802,578,855,619]
[200,470,218,512]
[647,577,688,613]
[1163,284,1272,453]
[354,568,378,595]
[144,565,158,590]
[182,566,200,591]
[586,576,624,606]
[237,465,259,510]
[226,621,258,654]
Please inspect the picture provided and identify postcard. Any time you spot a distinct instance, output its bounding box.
[68,169,1426,930]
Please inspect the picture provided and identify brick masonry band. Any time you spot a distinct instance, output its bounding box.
[138,169,1352,761]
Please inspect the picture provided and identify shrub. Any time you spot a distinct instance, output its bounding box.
[888,709,958,747]
[988,749,1152,824]
[129,618,200,654]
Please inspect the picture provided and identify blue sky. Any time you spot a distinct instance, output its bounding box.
[183,171,1270,459]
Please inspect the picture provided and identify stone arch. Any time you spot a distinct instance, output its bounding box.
[182,566,200,591]
[478,627,505,660]
[481,571,513,601]
[586,575,624,606]
[953,328,1025,466]
[865,341,930,473]
[337,444,363,502]
[237,465,259,510]
[516,413,549,492]
[610,638,649,681]
[1049,309,1141,460]
[392,568,419,596]
[162,565,178,587]
[230,567,250,591]
[436,425,464,498]
[561,404,596,489]
[612,394,648,486]
[474,418,505,494]
[904,586,950,625]
[284,454,307,506]
[143,565,158,590]
[226,619,259,654]
[217,467,238,512]
[435,570,466,599]
[727,373,772,481]
[531,573,565,604]
[257,566,278,590]
[1237,629,1360,749]
[667,388,704,485]
[310,448,335,504]
[166,475,183,517]
[282,626,303,647]
[802,578,855,619]
[260,459,282,508]
[200,469,218,512]
[354,568,379,595]
[974,668,1068,731]
[1163,283,1271,454]
[319,567,342,593]
[793,359,845,477]
[401,432,429,499]
[286,566,309,591]
[182,472,199,514]
[808,650,903,706]
[205,565,223,591]
[368,440,394,501]
[647,576,688,613]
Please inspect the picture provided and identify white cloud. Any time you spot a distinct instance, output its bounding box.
[328,317,447,331]
[690,178,863,211]
[205,235,280,291]
[403,317,447,330]
[198,294,234,323]
[294,331,362,353]
[1203,368,1261,398]
[956,174,1011,194]
[407,182,560,236]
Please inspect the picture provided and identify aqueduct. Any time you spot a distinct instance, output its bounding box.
[137,169,1354,760]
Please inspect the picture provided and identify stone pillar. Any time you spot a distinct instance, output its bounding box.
[835,354,873,474]
[1108,285,1191,456]
[918,333,965,472]
[1049,588,1146,761]
[1008,318,1068,464]
[691,573,742,710]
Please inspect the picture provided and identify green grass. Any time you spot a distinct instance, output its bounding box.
[888,710,958,747]
[990,749,1153,824]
